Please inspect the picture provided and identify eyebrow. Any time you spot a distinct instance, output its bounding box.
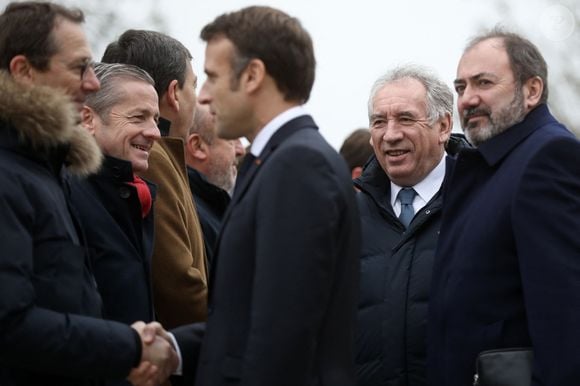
[454,72,497,85]
[369,110,419,120]
[126,107,157,116]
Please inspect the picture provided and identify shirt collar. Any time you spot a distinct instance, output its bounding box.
[249,105,308,157]
[390,154,446,207]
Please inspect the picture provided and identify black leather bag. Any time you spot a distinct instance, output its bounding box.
[473,348,533,386]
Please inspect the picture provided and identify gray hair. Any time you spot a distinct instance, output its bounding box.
[368,64,453,124]
[465,26,548,104]
[189,104,214,145]
[85,62,155,121]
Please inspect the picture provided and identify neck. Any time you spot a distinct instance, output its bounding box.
[247,98,301,142]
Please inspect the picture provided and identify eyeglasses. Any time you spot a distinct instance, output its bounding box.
[370,115,431,129]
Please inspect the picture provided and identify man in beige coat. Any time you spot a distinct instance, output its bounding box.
[103,30,208,328]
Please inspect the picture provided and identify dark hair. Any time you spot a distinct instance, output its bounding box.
[0,1,84,71]
[339,128,373,172]
[200,6,316,103]
[466,27,549,104]
[86,62,155,122]
[102,29,192,98]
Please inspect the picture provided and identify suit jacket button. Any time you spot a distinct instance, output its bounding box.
[112,166,121,178]
[119,186,131,199]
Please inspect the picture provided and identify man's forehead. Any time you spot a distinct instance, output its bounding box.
[374,81,427,110]
[50,17,92,60]
[457,39,511,78]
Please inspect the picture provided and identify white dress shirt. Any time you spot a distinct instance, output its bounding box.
[390,155,446,217]
[249,105,308,157]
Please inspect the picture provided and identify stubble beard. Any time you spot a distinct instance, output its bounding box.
[207,157,236,194]
[462,86,527,147]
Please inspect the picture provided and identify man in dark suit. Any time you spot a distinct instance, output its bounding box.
[428,28,580,386]
[173,6,361,386]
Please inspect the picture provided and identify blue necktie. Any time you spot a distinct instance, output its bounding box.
[398,188,416,228]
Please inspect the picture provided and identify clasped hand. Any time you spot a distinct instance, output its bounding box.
[127,321,179,386]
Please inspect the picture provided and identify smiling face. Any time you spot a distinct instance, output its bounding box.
[90,79,160,172]
[30,17,100,112]
[454,38,527,146]
[369,77,450,186]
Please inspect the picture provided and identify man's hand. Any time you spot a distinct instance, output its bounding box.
[128,322,179,385]
[127,361,158,386]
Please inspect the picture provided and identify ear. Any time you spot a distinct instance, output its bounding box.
[80,106,97,135]
[351,166,363,180]
[436,112,453,144]
[9,55,35,85]
[522,76,543,110]
[241,59,266,94]
[165,79,180,113]
[186,133,208,161]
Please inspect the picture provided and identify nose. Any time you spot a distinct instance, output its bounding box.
[382,120,404,144]
[198,81,211,105]
[144,124,161,140]
[81,66,100,93]
[458,84,480,112]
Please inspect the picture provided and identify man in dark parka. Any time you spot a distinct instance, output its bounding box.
[354,65,463,386]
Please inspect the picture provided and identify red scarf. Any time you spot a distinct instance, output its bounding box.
[128,175,152,218]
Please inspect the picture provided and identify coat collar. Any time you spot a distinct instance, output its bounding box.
[98,155,134,182]
[187,166,230,213]
[476,104,555,167]
[230,115,317,204]
[0,70,102,176]
[208,115,318,295]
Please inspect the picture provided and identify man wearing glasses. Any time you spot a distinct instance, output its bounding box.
[354,65,466,386]
[0,2,176,385]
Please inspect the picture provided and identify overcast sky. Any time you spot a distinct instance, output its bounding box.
[3,0,576,148]
[163,0,577,148]
[167,0,490,149]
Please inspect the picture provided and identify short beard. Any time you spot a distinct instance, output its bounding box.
[462,86,527,147]
[206,158,236,194]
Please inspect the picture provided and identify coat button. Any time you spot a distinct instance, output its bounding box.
[425,209,431,215]
[119,186,131,199]
[112,166,121,178]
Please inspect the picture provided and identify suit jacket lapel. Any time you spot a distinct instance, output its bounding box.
[208,115,318,289]
[222,115,317,225]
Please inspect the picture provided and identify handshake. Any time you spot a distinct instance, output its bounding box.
[128,321,180,386]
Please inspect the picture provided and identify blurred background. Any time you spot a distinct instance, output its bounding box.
[3,0,577,148]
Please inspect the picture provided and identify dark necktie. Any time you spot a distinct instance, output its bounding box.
[234,153,257,195]
[398,187,416,228]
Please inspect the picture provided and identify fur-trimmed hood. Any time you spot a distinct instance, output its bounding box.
[0,70,102,176]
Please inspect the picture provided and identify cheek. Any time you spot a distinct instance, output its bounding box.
[370,132,382,148]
